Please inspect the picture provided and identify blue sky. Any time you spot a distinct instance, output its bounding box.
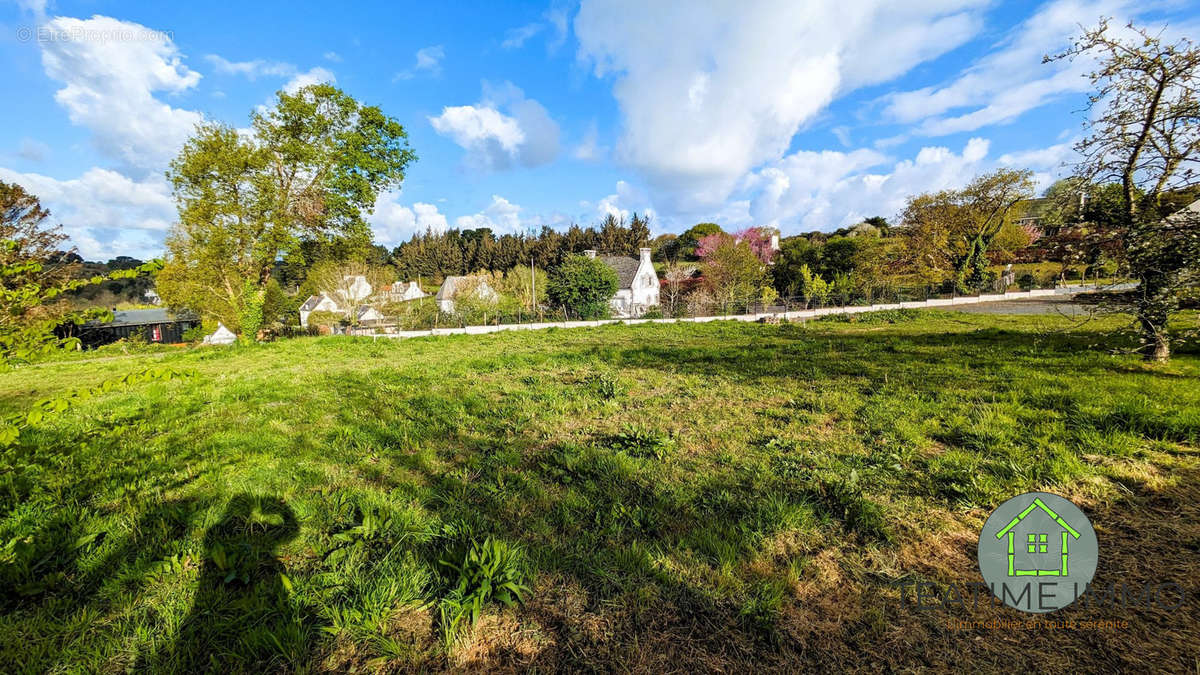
[0,0,1196,260]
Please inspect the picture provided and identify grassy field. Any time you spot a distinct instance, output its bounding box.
[1,311,1198,672]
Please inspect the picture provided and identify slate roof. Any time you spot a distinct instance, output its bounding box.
[1167,197,1200,222]
[106,309,196,326]
[596,256,639,289]
[299,293,340,312]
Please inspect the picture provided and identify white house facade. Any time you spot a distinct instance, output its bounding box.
[299,276,427,326]
[587,248,660,318]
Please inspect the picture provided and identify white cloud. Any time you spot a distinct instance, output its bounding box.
[502,5,570,52]
[394,45,444,80]
[592,180,656,224]
[282,67,335,93]
[882,0,1137,136]
[999,139,1080,192]
[502,23,544,49]
[429,82,560,170]
[574,0,988,209]
[37,15,203,171]
[323,51,342,62]
[743,138,993,231]
[998,141,1077,171]
[205,54,296,80]
[455,195,524,233]
[370,192,450,244]
[0,166,175,259]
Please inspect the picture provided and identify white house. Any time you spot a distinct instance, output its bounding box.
[298,293,343,327]
[379,280,427,302]
[436,276,498,313]
[336,275,373,304]
[587,248,660,318]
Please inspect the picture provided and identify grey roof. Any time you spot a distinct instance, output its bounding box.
[106,309,194,326]
[1167,198,1200,222]
[596,256,639,289]
[299,294,324,312]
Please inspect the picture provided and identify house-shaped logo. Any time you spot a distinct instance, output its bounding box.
[994,496,1081,577]
[977,491,1098,613]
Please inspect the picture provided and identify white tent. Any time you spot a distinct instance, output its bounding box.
[202,322,237,345]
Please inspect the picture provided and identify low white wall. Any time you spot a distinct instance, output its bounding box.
[368,288,1082,342]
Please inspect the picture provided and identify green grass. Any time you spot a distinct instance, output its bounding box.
[0,311,1197,671]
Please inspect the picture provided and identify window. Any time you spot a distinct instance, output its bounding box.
[1027,533,1048,553]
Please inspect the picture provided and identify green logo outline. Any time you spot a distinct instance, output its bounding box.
[993,496,1082,577]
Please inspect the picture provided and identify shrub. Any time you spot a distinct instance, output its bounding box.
[607,424,675,460]
[1017,273,1037,290]
[586,372,621,400]
[547,255,619,320]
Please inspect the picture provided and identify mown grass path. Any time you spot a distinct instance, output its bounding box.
[0,311,1196,671]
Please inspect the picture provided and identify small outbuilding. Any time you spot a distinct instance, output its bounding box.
[202,322,237,345]
[72,309,199,349]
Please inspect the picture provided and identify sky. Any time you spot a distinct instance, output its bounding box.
[0,0,1197,261]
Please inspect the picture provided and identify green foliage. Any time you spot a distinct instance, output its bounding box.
[607,425,675,460]
[0,366,193,450]
[0,240,162,365]
[161,84,415,336]
[546,255,618,319]
[699,234,771,307]
[676,222,724,260]
[798,264,830,308]
[437,536,529,644]
[0,315,1197,669]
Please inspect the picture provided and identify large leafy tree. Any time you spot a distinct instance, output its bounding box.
[546,255,618,319]
[697,232,772,308]
[1049,20,1200,361]
[899,169,1035,290]
[159,83,415,336]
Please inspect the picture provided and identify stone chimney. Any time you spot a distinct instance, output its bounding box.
[584,249,597,259]
[639,247,652,265]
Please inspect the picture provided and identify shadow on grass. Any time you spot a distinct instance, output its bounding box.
[143,494,315,672]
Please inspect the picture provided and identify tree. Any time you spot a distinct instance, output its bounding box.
[160,84,415,337]
[798,264,830,309]
[698,233,770,309]
[661,262,698,316]
[546,255,618,319]
[0,182,158,363]
[676,223,723,260]
[1048,20,1200,361]
[899,169,1035,291]
[497,265,548,313]
[772,236,819,297]
[1,182,77,294]
[651,233,679,262]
